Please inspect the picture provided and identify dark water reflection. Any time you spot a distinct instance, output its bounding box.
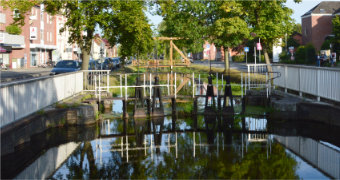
[49,97,339,179]
[2,98,339,179]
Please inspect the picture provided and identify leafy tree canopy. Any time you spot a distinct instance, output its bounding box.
[1,0,154,70]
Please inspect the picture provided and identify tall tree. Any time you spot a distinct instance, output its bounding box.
[332,15,340,55]
[210,1,250,73]
[242,0,295,71]
[1,0,153,70]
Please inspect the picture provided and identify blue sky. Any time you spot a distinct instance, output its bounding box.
[147,0,339,28]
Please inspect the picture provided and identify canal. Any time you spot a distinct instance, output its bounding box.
[2,95,339,179]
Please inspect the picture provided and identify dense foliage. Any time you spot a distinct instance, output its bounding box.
[1,0,154,70]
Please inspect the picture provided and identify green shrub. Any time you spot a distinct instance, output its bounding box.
[294,43,316,64]
[233,55,245,62]
[279,50,290,62]
[6,25,22,35]
[305,43,317,64]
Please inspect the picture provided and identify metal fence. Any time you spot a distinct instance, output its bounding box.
[0,71,83,128]
[274,135,340,179]
[272,64,340,102]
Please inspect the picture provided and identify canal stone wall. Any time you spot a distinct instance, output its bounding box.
[1,105,95,155]
[0,71,83,128]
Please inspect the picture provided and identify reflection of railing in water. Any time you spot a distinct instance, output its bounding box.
[95,132,178,163]
[274,135,340,179]
[98,115,271,163]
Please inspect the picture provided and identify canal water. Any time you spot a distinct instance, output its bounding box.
[2,95,339,179]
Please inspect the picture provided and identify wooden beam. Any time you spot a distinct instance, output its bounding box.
[170,40,173,70]
[176,76,190,94]
[171,41,190,65]
[153,37,183,40]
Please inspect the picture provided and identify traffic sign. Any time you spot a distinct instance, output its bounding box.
[256,43,262,50]
[244,47,249,52]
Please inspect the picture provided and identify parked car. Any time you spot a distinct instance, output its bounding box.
[103,58,115,70]
[50,60,80,75]
[112,57,120,68]
[88,60,101,70]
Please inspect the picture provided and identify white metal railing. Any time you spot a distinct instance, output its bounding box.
[274,135,340,179]
[85,71,273,100]
[247,64,268,73]
[0,71,83,128]
[272,64,340,102]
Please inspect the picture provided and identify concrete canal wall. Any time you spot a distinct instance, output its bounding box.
[15,142,81,179]
[0,71,83,128]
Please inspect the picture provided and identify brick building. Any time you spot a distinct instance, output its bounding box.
[301,1,340,51]
[0,4,58,68]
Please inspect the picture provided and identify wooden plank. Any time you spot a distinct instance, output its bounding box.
[171,41,190,65]
[176,76,190,94]
[153,37,183,40]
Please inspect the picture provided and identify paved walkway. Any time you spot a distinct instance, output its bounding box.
[0,68,53,83]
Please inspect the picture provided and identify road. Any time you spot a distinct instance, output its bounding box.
[0,68,53,83]
[193,61,249,72]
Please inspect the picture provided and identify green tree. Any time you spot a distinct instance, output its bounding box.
[242,0,295,72]
[210,1,250,73]
[332,15,340,55]
[155,0,208,54]
[5,24,22,35]
[2,0,153,70]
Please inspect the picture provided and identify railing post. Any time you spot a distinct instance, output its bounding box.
[99,73,101,100]
[316,68,320,101]
[244,74,247,95]
[266,72,268,98]
[216,72,218,97]
[241,72,243,98]
[144,74,146,97]
[125,74,127,101]
[192,72,195,98]
[198,74,201,88]
[167,73,170,96]
[175,72,177,99]
[95,75,97,98]
[120,74,122,97]
[248,70,250,90]
[299,67,302,97]
[284,65,288,93]
[149,73,152,100]
[107,71,109,92]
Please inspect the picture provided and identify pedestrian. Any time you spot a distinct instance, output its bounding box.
[316,53,320,67]
[331,52,336,67]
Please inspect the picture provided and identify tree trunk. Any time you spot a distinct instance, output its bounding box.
[81,46,90,70]
[263,48,272,73]
[224,47,229,74]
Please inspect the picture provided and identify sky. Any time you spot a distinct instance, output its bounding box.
[147,0,340,28]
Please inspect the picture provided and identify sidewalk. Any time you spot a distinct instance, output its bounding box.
[0,68,53,83]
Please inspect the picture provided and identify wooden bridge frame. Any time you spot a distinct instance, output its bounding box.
[133,37,191,69]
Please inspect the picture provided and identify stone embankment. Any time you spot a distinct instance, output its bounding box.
[270,90,340,127]
[244,89,340,127]
[1,93,99,155]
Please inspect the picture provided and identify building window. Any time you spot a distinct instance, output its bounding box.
[30,53,37,66]
[13,9,20,18]
[50,32,52,42]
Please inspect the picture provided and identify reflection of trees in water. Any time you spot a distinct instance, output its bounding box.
[53,116,299,179]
